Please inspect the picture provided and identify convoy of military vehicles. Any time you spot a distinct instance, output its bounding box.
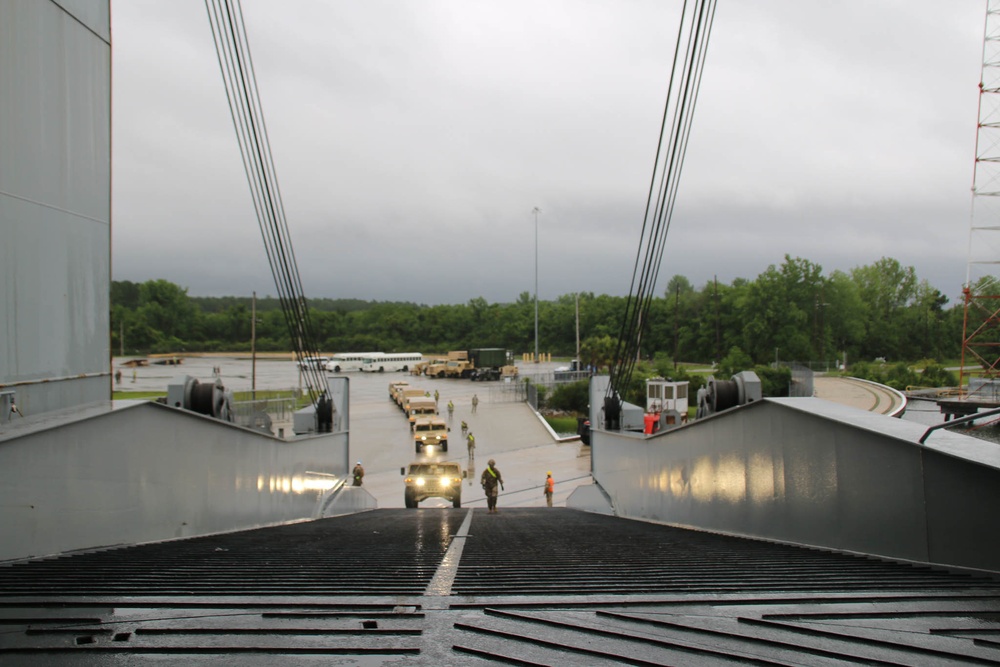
[385,348,518,507]
[390,379,460,506]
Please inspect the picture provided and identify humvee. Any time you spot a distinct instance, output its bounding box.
[401,460,465,508]
[413,416,449,452]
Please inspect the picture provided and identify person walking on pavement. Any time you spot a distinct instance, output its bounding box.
[461,420,468,436]
[472,394,479,414]
[447,400,454,417]
[434,389,440,408]
[544,471,554,507]
[352,461,365,486]
[466,431,475,457]
[481,458,503,512]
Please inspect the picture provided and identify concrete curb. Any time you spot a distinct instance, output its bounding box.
[529,404,582,443]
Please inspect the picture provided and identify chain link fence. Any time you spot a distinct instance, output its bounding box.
[487,379,529,405]
[781,362,815,398]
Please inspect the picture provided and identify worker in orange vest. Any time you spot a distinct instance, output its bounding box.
[544,471,554,507]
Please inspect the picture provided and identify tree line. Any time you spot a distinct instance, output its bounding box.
[112,255,973,370]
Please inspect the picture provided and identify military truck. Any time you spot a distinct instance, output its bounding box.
[389,380,409,401]
[468,348,515,381]
[397,387,427,410]
[401,460,465,508]
[426,351,474,378]
[412,416,449,452]
[407,396,438,426]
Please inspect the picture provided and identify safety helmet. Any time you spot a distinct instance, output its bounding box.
[547,471,552,476]
[356,461,362,465]
[488,459,495,466]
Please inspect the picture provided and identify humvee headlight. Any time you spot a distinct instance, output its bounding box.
[440,476,453,486]
[415,477,426,486]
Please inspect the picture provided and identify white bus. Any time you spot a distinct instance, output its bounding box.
[297,356,330,370]
[326,352,382,373]
[360,352,423,373]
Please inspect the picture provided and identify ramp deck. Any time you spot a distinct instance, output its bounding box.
[2,508,1000,665]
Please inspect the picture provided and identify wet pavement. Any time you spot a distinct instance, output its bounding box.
[113,356,594,510]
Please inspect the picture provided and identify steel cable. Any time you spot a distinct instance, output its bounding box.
[606,0,717,419]
[205,0,329,404]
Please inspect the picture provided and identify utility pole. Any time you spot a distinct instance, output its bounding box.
[533,206,540,363]
[673,284,680,371]
[714,276,721,363]
[251,291,257,400]
[575,293,580,363]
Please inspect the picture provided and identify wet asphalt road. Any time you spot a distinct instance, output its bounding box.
[114,356,594,510]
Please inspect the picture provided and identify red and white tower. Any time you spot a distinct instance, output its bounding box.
[963,0,1000,401]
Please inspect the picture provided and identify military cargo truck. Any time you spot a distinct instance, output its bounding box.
[397,387,427,410]
[407,396,438,426]
[468,348,515,381]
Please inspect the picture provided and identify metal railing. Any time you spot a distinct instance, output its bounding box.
[230,395,297,431]
[919,406,1000,444]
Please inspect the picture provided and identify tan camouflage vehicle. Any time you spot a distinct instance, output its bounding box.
[389,380,409,401]
[407,396,438,426]
[401,460,465,508]
[427,359,474,378]
[412,416,449,453]
[397,388,427,410]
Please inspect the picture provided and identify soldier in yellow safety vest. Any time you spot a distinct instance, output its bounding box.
[481,458,503,512]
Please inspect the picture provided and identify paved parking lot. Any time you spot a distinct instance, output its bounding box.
[114,356,595,510]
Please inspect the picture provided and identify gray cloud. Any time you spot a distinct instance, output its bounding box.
[111,0,985,305]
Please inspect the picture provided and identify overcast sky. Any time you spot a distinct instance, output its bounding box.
[111,1,986,305]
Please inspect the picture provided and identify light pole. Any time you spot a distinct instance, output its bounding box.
[533,206,540,363]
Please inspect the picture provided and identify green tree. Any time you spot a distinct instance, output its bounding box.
[850,257,917,360]
[718,346,753,377]
[824,270,865,366]
[547,380,589,413]
[580,335,616,372]
[740,256,825,363]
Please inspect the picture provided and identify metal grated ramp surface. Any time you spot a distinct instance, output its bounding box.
[1,508,1000,665]
[0,511,463,597]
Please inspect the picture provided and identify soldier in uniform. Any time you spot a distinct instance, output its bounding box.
[480,458,503,513]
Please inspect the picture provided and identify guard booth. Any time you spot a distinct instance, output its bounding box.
[645,378,689,434]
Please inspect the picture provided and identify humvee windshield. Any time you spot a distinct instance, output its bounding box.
[407,463,460,476]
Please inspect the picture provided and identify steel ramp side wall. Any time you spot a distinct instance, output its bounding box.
[591,398,1000,573]
[0,0,112,416]
[0,401,349,562]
